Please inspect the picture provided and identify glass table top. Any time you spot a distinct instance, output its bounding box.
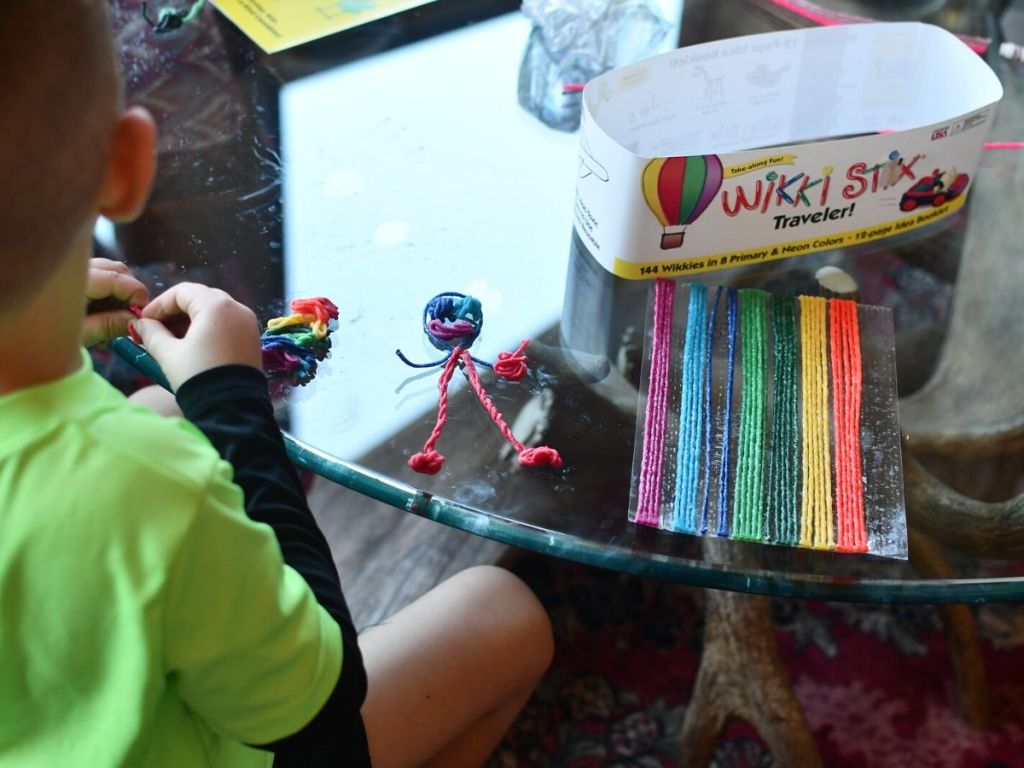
[108,0,1024,603]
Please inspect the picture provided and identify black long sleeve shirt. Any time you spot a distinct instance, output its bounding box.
[176,365,371,767]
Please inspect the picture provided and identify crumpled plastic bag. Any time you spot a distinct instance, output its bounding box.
[518,0,672,130]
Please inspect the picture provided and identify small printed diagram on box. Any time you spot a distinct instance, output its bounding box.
[577,130,610,183]
[641,154,723,250]
[629,279,907,559]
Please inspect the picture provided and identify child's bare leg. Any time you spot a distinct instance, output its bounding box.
[359,564,552,768]
[128,384,181,417]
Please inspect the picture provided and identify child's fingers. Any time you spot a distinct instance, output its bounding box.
[86,261,149,306]
[82,310,137,347]
[143,283,258,345]
[89,257,132,276]
[141,282,227,323]
[136,285,262,389]
[131,317,175,354]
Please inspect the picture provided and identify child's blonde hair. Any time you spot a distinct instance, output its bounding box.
[0,1,121,311]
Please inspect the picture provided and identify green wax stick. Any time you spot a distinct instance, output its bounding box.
[765,295,799,544]
[732,289,768,541]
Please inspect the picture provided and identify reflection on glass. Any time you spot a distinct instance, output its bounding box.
[280,14,582,458]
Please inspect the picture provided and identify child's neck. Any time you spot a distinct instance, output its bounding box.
[0,330,83,396]
[0,245,89,396]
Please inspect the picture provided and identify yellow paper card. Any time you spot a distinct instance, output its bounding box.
[210,0,437,53]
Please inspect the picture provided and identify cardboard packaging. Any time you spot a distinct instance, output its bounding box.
[575,22,1003,279]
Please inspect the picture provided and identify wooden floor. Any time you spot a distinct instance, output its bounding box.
[308,476,510,629]
[304,341,571,630]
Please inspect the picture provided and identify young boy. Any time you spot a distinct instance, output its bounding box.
[0,3,552,766]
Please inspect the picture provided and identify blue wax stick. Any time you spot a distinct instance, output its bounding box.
[672,283,707,532]
[716,289,739,537]
[697,286,723,535]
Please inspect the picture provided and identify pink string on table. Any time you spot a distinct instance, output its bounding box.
[408,342,562,474]
[461,349,562,468]
[763,0,990,54]
[408,351,462,474]
[492,340,530,381]
[635,279,676,527]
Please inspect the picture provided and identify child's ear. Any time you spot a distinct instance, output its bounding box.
[98,106,157,223]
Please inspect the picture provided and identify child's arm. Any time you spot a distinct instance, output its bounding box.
[175,366,370,761]
[135,284,369,763]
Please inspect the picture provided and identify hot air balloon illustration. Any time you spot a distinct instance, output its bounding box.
[642,154,724,249]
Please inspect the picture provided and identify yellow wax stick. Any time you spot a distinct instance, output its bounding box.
[798,296,835,550]
[265,312,329,339]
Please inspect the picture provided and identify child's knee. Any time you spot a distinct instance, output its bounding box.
[128,384,181,417]
[456,565,542,618]
[457,565,554,671]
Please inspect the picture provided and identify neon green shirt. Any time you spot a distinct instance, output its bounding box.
[0,354,342,766]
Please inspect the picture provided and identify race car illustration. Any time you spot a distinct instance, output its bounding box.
[899,168,970,211]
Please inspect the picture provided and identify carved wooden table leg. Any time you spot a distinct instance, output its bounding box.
[679,588,822,768]
[908,527,992,730]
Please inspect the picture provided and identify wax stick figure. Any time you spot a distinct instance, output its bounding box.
[396,292,563,475]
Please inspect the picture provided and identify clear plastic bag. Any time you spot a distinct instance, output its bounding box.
[518,0,672,131]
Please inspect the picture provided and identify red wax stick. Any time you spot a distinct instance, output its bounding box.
[829,299,867,553]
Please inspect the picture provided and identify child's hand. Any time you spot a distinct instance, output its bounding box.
[83,258,149,346]
[133,282,262,391]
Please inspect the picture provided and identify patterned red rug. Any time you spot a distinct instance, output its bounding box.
[490,555,1024,768]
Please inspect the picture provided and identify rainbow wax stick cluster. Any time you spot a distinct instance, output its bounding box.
[261,297,339,386]
[395,291,563,475]
[631,279,906,558]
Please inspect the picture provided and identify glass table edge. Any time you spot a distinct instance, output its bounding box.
[296,443,1024,605]
[111,339,1023,605]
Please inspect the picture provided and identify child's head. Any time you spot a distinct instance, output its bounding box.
[0,1,155,317]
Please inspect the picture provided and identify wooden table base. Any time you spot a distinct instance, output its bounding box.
[680,528,994,766]
[679,588,823,768]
